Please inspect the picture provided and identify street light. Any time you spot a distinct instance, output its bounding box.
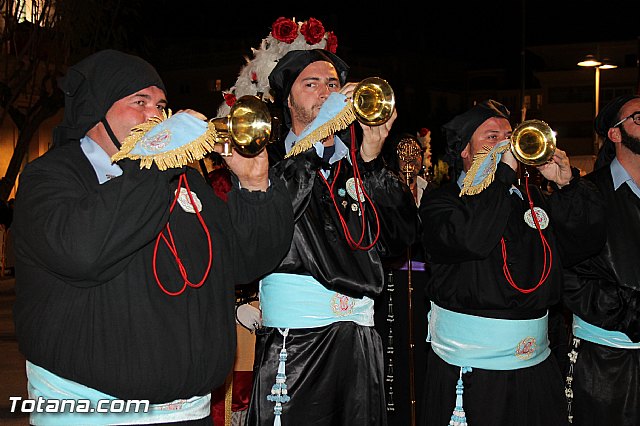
[578,55,618,154]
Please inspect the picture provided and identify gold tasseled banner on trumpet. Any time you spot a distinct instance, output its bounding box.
[459,142,510,197]
[284,102,357,159]
[111,109,220,171]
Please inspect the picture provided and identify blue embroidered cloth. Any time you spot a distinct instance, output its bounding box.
[286,92,354,158]
[460,139,510,196]
[112,111,216,170]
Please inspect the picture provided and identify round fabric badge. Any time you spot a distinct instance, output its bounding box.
[524,207,549,230]
[176,187,202,213]
[345,177,365,202]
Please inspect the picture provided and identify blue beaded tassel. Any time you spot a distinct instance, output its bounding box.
[267,328,290,426]
[449,366,472,426]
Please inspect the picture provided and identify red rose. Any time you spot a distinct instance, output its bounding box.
[224,93,237,107]
[325,32,338,53]
[300,17,325,45]
[251,71,258,83]
[271,17,298,44]
[419,127,430,137]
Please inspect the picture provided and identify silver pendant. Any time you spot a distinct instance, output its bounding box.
[175,188,202,213]
[524,207,549,229]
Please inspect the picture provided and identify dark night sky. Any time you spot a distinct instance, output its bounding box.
[147,0,638,64]
[141,0,637,156]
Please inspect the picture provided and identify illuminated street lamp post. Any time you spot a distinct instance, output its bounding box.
[578,54,618,155]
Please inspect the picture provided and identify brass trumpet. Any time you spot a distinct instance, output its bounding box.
[210,95,272,157]
[351,77,395,126]
[510,119,557,166]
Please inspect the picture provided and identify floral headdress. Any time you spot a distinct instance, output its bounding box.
[216,17,338,118]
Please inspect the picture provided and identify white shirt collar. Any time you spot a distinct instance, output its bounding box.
[80,136,123,184]
[611,157,640,198]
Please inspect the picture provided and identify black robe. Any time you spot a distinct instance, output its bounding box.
[418,163,605,426]
[563,164,640,426]
[247,146,419,426]
[12,141,294,404]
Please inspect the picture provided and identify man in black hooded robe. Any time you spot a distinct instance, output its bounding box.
[245,49,419,426]
[418,100,605,426]
[11,49,293,425]
[563,94,640,426]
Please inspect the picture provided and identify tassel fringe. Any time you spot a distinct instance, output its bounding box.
[449,366,472,426]
[267,328,290,426]
[285,102,357,158]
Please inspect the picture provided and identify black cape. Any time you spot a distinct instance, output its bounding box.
[247,144,419,425]
[418,163,605,426]
[12,141,294,403]
[563,164,640,426]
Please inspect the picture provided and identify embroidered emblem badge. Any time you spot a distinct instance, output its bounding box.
[140,128,171,152]
[175,187,202,213]
[331,293,355,316]
[345,177,365,202]
[524,207,549,230]
[515,336,537,360]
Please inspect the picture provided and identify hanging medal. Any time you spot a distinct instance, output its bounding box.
[345,177,365,202]
[523,206,549,230]
[175,187,203,213]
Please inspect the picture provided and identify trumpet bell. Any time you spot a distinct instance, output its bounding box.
[211,95,272,157]
[352,77,395,126]
[510,119,556,166]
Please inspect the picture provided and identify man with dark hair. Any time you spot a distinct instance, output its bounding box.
[419,100,605,426]
[245,49,418,426]
[563,94,640,426]
[12,49,293,425]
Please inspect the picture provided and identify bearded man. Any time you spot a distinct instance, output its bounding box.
[564,94,640,426]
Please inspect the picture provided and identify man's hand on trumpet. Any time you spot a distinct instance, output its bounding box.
[537,148,573,189]
[340,82,398,163]
[178,108,270,192]
[500,144,573,189]
[217,147,270,192]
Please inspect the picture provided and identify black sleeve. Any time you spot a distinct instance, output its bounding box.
[225,169,294,284]
[420,162,517,263]
[564,259,640,342]
[15,156,182,284]
[358,153,420,258]
[547,175,606,268]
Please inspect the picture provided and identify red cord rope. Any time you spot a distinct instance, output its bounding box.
[500,173,552,294]
[317,125,380,250]
[153,173,213,296]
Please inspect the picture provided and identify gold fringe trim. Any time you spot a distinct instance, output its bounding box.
[224,372,233,426]
[284,102,357,158]
[111,109,220,171]
[459,143,510,197]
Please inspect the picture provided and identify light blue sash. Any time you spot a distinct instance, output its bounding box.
[428,302,550,370]
[260,273,374,328]
[572,315,640,349]
[25,362,210,425]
